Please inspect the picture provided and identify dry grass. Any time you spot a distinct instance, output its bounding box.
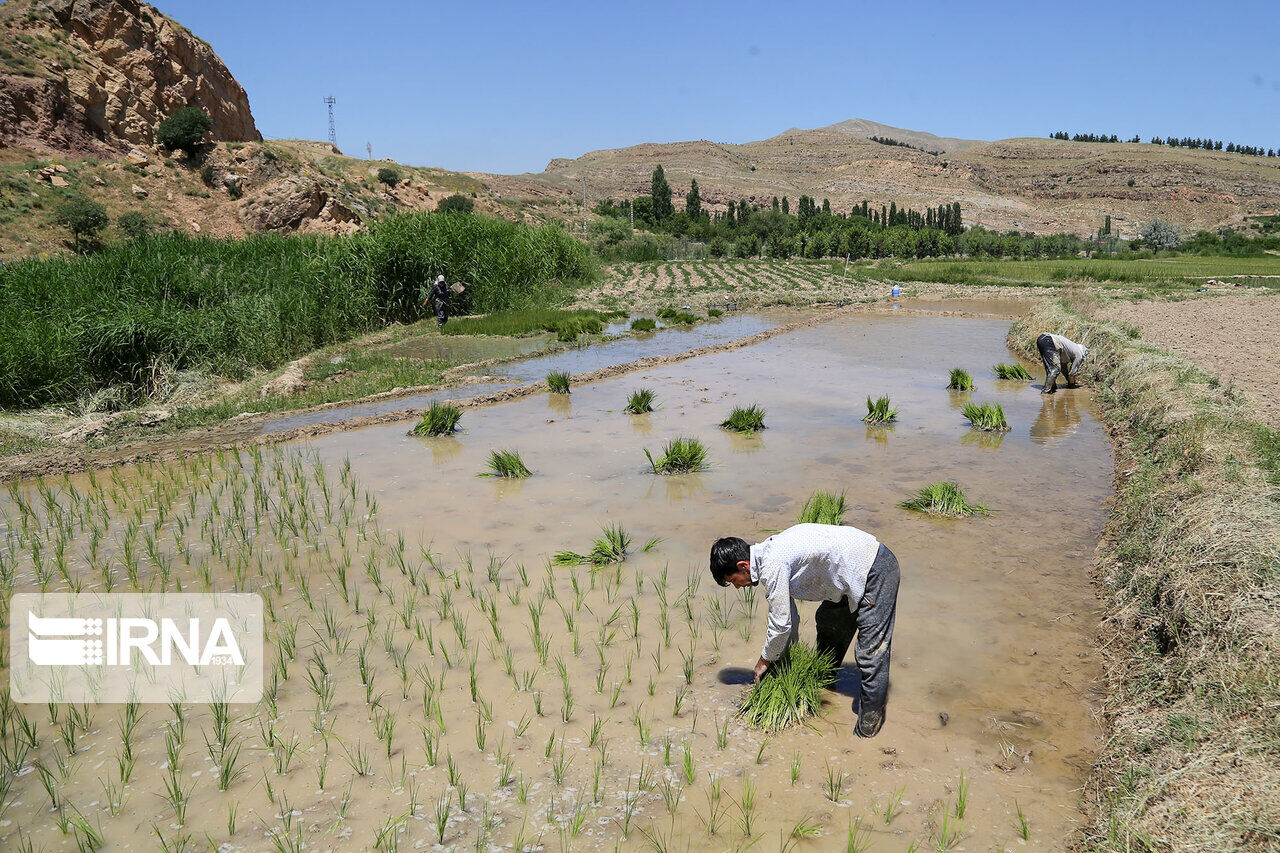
[1009,298,1280,851]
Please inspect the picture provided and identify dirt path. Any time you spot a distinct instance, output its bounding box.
[1106,294,1280,428]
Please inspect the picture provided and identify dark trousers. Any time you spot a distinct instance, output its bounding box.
[1037,333,1063,392]
[435,300,449,327]
[814,544,899,713]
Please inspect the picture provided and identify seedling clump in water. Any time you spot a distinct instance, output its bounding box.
[411,402,462,436]
[482,449,532,478]
[625,388,656,414]
[737,643,834,732]
[962,402,1010,432]
[645,436,710,474]
[797,491,847,525]
[546,370,571,394]
[863,395,897,424]
[552,522,659,566]
[899,481,990,517]
[947,369,975,391]
[993,362,1032,380]
[721,404,766,434]
[630,317,657,332]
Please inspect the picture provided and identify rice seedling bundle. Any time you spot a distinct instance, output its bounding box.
[947,369,975,391]
[962,402,1010,431]
[737,644,834,732]
[552,523,660,566]
[862,395,898,424]
[898,481,990,517]
[411,402,462,436]
[625,389,656,414]
[720,404,766,434]
[644,436,710,474]
[993,363,1033,380]
[630,318,657,332]
[546,371,571,394]
[797,491,847,525]
[482,449,532,479]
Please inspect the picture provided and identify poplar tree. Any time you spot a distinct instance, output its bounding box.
[651,166,674,221]
[685,179,701,220]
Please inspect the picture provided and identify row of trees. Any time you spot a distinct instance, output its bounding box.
[1050,131,1278,158]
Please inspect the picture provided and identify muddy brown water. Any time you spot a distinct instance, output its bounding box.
[0,312,1109,851]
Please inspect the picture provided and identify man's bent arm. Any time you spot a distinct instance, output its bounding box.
[761,574,795,662]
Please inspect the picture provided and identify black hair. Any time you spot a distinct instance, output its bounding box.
[710,537,751,587]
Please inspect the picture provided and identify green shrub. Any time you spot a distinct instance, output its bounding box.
[656,306,698,325]
[947,368,974,391]
[155,107,212,153]
[625,388,656,414]
[376,167,401,186]
[797,491,847,525]
[899,481,989,517]
[645,436,710,474]
[962,402,1010,431]
[199,164,215,186]
[737,644,834,731]
[482,449,531,478]
[708,308,723,317]
[993,362,1032,380]
[53,193,107,251]
[721,404,766,433]
[412,402,462,436]
[438,194,474,214]
[630,318,657,332]
[862,395,897,424]
[115,211,153,240]
[546,370,571,394]
[443,309,607,338]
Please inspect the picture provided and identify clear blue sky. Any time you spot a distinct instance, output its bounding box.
[157,0,1280,174]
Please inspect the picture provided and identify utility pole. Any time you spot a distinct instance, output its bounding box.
[324,96,336,146]
[366,141,371,160]
[629,198,633,229]
[582,175,587,237]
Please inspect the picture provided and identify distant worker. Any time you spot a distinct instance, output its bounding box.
[423,274,451,328]
[710,523,900,738]
[1037,332,1089,394]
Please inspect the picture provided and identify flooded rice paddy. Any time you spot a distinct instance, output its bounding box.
[0,311,1110,851]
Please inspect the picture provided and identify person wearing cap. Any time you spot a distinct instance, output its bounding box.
[1036,333,1089,393]
[424,275,451,328]
[709,523,900,738]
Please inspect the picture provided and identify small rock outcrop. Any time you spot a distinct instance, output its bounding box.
[0,0,260,155]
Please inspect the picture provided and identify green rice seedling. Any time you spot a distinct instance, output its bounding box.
[790,752,801,784]
[962,401,1010,432]
[1013,801,1030,841]
[880,786,905,824]
[933,804,964,850]
[481,449,531,478]
[737,778,757,837]
[625,388,656,414]
[412,403,462,437]
[823,761,846,803]
[863,395,898,424]
[797,491,847,525]
[720,404,766,434]
[955,771,969,818]
[546,370,571,394]
[708,308,724,317]
[737,643,834,731]
[433,795,452,845]
[846,817,873,853]
[644,436,710,474]
[947,368,975,391]
[899,481,990,518]
[682,740,695,783]
[630,317,657,332]
[992,362,1032,380]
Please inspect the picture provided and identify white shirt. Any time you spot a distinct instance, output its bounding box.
[750,523,881,661]
[1047,334,1090,375]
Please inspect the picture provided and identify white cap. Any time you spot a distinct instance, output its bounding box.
[436,275,445,283]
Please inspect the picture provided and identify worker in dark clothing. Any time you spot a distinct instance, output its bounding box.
[1036,333,1089,393]
[423,275,450,328]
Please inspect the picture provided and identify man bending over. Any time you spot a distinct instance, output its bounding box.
[710,523,900,738]
[1037,333,1089,393]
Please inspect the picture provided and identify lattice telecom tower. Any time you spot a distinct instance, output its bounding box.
[324,96,336,145]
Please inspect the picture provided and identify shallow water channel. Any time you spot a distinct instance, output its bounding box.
[0,311,1110,851]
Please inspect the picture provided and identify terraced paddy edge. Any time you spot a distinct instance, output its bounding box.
[1009,300,1280,851]
[0,309,824,483]
[0,313,1112,850]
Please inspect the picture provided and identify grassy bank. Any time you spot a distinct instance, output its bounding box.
[0,212,593,409]
[1009,299,1280,850]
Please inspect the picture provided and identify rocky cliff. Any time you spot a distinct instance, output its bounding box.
[0,0,260,154]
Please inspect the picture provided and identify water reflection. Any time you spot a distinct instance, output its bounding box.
[628,413,655,436]
[865,425,894,446]
[961,429,1007,451]
[727,432,765,455]
[646,473,709,503]
[946,388,975,410]
[546,394,572,418]
[424,435,465,464]
[1031,392,1083,446]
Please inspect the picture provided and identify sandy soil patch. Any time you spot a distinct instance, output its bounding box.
[1106,294,1280,428]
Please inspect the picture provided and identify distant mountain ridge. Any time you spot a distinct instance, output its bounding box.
[815,118,983,153]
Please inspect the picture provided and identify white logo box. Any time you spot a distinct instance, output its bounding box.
[10,593,263,704]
